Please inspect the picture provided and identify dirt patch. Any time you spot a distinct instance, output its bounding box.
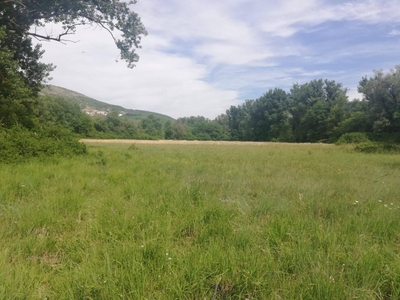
[80,139,331,146]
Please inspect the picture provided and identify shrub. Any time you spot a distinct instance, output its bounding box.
[336,132,370,145]
[354,141,400,154]
[354,141,382,153]
[0,125,87,163]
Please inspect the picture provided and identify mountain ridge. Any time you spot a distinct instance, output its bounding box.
[40,85,174,122]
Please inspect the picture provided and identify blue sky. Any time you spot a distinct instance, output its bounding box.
[36,0,400,119]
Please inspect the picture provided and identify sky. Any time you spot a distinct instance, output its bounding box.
[35,0,400,119]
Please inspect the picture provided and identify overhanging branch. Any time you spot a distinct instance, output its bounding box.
[27,26,77,44]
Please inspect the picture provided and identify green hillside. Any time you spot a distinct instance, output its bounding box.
[40,85,174,122]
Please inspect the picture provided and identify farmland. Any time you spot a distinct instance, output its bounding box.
[1,141,400,299]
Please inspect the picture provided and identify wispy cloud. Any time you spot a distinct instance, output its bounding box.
[388,29,400,36]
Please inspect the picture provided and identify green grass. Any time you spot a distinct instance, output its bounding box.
[1,142,400,299]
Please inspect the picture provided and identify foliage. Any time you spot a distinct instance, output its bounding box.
[140,115,163,139]
[221,69,399,144]
[0,27,38,129]
[289,79,347,142]
[1,0,147,69]
[353,141,384,154]
[358,66,400,134]
[37,96,95,136]
[176,116,229,141]
[0,12,53,94]
[354,141,400,154]
[336,132,370,145]
[0,125,86,163]
[224,81,348,143]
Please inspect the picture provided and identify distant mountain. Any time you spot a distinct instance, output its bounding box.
[40,85,174,122]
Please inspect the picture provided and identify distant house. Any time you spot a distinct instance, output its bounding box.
[82,107,109,116]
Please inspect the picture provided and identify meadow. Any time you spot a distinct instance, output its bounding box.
[1,141,400,299]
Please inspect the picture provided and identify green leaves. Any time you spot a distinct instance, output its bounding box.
[22,0,147,68]
[358,66,400,133]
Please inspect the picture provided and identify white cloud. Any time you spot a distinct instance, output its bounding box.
[37,26,238,119]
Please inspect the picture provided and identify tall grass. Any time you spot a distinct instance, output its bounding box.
[1,142,400,299]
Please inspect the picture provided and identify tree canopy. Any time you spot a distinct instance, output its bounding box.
[3,1,147,56]
[358,66,400,133]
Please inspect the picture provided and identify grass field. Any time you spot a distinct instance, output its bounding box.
[1,141,400,299]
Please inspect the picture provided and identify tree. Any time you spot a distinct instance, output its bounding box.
[37,96,95,135]
[358,66,400,133]
[0,27,38,128]
[2,0,147,67]
[250,88,292,142]
[290,79,348,142]
[140,115,163,139]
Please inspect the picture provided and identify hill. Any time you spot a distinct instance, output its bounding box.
[40,85,174,122]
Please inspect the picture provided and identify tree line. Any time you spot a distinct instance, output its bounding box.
[223,69,400,143]
[2,66,400,150]
[74,69,399,144]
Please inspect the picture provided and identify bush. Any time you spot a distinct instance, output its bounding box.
[354,141,382,153]
[353,141,400,154]
[0,125,87,163]
[336,132,370,145]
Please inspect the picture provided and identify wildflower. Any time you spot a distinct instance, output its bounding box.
[378,200,382,203]
[140,244,145,248]
[384,204,388,208]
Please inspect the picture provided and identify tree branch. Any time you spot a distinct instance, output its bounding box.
[27,27,77,44]
[80,14,118,44]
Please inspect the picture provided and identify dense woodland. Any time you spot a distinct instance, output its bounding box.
[1,1,400,162]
